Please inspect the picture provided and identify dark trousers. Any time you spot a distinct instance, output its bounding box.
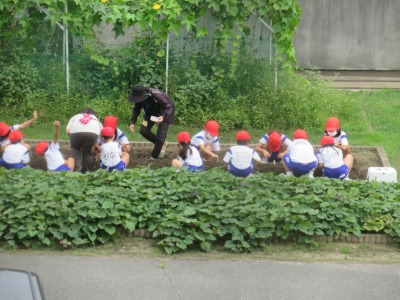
[140,121,169,158]
[69,132,99,172]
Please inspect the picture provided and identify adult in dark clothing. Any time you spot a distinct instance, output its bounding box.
[128,84,175,159]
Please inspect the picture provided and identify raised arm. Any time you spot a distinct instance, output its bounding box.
[53,121,60,144]
[19,111,38,129]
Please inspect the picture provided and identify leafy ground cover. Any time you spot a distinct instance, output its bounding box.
[1,167,399,254]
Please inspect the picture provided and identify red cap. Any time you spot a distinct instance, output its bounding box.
[294,129,307,140]
[101,126,115,137]
[8,130,24,142]
[236,130,250,141]
[104,116,118,130]
[205,120,219,137]
[177,131,191,143]
[321,135,335,146]
[0,122,11,136]
[36,142,49,156]
[325,117,340,131]
[268,132,282,152]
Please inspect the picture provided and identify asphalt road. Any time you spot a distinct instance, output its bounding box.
[1,253,400,300]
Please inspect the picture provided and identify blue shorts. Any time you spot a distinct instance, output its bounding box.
[283,154,317,175]
[52,164,71,172]
[228,165,253,178]
[100,160,126,172]
[0,158,27,169]
[323,165,349,180]
[183,163,204,172]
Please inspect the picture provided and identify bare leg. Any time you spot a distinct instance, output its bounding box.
[344,154,354,172]
[171,159,183,169]
[65,157,75,171]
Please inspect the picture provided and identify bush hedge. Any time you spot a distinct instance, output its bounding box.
[0,167,399,254]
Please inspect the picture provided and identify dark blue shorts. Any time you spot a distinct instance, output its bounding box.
[323,165,349,180]
[53,164,71,172]
[0,158,27,169]
[101,160,126,172]
[283,154,317,175]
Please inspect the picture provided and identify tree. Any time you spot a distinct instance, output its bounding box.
[0,0,301,68]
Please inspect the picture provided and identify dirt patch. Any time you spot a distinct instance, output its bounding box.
[26,140,383,180]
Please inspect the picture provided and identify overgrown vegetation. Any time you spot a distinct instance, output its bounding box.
[1,168,399,254]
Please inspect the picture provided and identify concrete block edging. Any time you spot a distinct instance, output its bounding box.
[132,230,393,245]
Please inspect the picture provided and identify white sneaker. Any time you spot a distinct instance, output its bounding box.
[148,157,157,161]
[158,141,168,158]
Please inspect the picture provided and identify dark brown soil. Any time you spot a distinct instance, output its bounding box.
[26,141,383,180]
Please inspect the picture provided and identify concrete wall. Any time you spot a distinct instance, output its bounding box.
[294,0,400,70]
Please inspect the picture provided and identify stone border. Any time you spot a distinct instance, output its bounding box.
[132,230,393,245]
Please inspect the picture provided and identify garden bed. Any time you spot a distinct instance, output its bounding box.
[26,140,388,180]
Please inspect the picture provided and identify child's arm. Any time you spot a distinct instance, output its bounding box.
[19,111,38,130]
[53,121,60,144]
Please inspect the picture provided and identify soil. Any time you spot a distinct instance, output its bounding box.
[27,141,383,180]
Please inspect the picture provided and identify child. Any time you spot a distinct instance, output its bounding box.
[255,130,292,163]
[317,135,353,180]
[92,115,131,160]
[282,129,317,178]
[0,130,30,169]
[324,117,350,156]
[0,110,38,150]
[223,130,263,177]
[99,126,130,172]
[191,120,220,161]
[171,131,204,171]
[35,121,75,171]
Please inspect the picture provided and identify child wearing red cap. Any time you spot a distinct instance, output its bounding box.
[255,130,292,163]
[191,120,220,161]
[282,129,317,177]
[35,121,75,171]
[324,117,350,156]
[172,131,204,171]
[317,135,353,180]
[223,130,263,177]
[0,110,37,151]
[0,130,30,169]
[92,115,131,159]
[99,127,130,172]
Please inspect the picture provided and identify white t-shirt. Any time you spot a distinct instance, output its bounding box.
[178,146,203,167]
[223,145,261,170]
[2,143,30,164]
[287,139,317,164]
[191,130,220,151]
[258,133,292,148]
[324,130,349,146]
[317,146,344,169]
[100,142,122,167]
[98,128,129,146]
[67,114,102,135]
[0,124,20,147]
[44,143,66,170]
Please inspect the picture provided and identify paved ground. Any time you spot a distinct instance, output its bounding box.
[300,70,400,90]
[1,253,400,300]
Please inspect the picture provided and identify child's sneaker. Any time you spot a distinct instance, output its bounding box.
[159,141,168,158]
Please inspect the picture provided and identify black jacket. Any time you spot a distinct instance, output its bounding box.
[130,88,175,125]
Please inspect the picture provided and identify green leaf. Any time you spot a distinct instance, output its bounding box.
[104,225,116,235]
[124,220,137,232]
[200,241,212,252]
[102,201,114,209]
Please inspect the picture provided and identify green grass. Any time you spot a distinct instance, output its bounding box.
[12,89,400,170]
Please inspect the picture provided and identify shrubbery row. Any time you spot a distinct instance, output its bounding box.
[0,168,399,253]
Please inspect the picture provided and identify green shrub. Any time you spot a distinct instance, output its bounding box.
[0,168,399,253]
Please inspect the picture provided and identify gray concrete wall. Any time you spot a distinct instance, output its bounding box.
[294,0,400,70]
